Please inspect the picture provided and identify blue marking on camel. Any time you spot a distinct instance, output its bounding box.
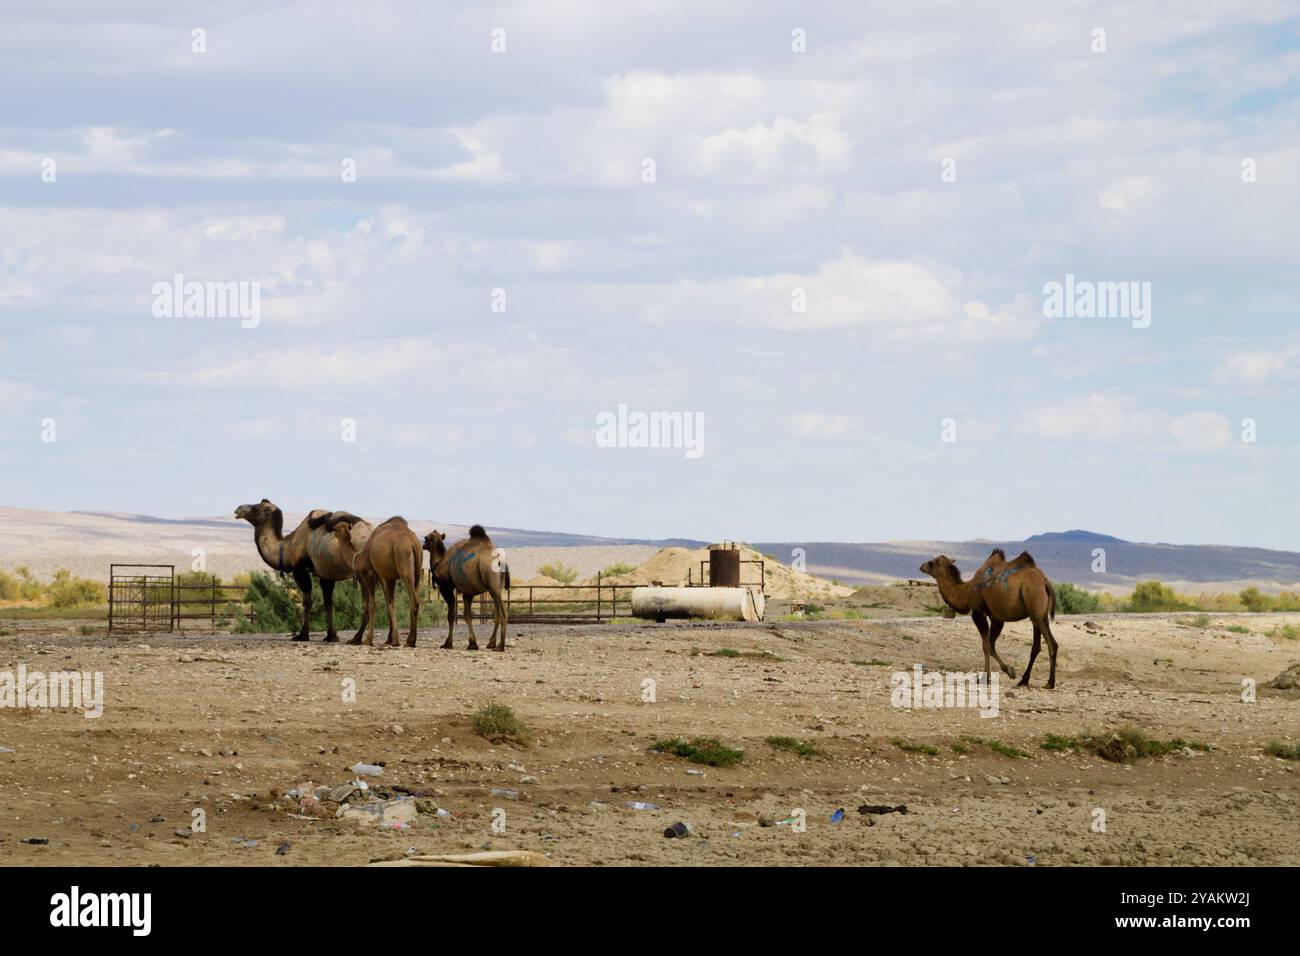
[452,550,477,584]
[975,565,1014,592]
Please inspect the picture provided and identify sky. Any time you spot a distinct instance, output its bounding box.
[0,1,1298,548]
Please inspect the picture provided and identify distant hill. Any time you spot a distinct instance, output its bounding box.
[1024,529,1128,544]
[2,509,1297,594]
[748,533,1300,594]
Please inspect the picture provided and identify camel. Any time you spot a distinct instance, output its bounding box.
[347,517,423,648]
[919,548,1060,688]
[234,499,372,643]
[423,525,511,651]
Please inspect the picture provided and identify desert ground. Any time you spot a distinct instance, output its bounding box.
[1,610,1297,867]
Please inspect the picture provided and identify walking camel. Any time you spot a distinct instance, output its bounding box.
[234,499,372,642]
[349,516,423,648]
[919,548,1060,688]
[423,525,511,651]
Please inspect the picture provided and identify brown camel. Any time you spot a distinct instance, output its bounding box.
[423,525,511,651]
[919,548,1060,688]
[235,499,372,642]
[349,517,423,648]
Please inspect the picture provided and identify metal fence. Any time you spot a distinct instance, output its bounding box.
[470,575,640,623]
[108,564,175,633]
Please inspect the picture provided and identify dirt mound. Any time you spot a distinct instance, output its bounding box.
[1266,661,1300,690]
[596,544,851,602]
[844,582,943,616]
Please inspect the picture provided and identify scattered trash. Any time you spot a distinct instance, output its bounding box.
[174,829,192,839]
[830,808,845,824]
[338,797,419,828]
[685,770,705,776]
[625,801,659,811]
[150,815,166,823]
[21,837,49,845]
[857,804,908,816]
[350,763,383,777]
[276,842,291,856]
[664,822,692,839]
[490,788,519,801]
[774,816,800,827]
[0,746,14,754]
[1026,854,1036,866]
[231,838,258,848]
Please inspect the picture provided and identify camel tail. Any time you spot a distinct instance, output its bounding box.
[503,565,511,591]
[1047,579,1057,620]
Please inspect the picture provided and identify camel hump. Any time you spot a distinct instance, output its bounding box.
[323,511,365,531]
[1009,550,1037,568]
[380,515,407,526]
[306,509,333,529]
[468,524,489,539]
[987,547,1007,562]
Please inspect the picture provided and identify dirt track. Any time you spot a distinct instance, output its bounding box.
[0,613,1297,866]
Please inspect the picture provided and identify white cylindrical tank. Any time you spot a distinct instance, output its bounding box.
[631,586,764,622]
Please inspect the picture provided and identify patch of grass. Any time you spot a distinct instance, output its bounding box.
[892,739,939,756]
[1177,613,1211,628]
[470,702,531,746]
[1268,624,1299,641]
[650,737,744,767]
[850,658,889,667]
[599,562,638,577]
[1264,741,1300,760]
[1041,734,1080,752]
[765,736,819,758]
[951,743,969,754]
[1062,727,1210,763]
[1225,624,1250,634]
[988,740,1029,759]
[707,647,782,661]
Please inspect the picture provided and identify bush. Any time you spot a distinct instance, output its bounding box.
[46,569,106,609]
[471,702,530,745]
[599,563,638,577]
[1053,582,1102,615]
[1239,587,1273,612]
[1127,581,1193,612]
[234,571,446,635]
[538,561,577,584]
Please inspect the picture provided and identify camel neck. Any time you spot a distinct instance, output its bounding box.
[935,572,972,614]
[254,523,285,570]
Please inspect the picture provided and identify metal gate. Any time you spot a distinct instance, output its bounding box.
[108,564,175,633]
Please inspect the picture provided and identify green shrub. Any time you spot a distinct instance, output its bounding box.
[765,736,819,757]
[538,561,577,584]
[1239,587,1273,612]
[46,569,106,609]
[650,737,744,767]
[471,702,531,745]
[234,571,444,635]
[1127,581,1193,612]
[599,563,638,577]
[1054,582,1102,615]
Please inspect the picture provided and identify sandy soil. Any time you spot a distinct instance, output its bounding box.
[0,612,1297,867]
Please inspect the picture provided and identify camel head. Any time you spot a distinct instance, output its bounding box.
[423,530,447,562]
[235,499,281,530]
[919,555,959,580]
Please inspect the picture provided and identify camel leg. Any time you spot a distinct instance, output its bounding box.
[971,611,993,684]
[489,580,507,652]
[348,576,369,645]
[382,578,399,647]
[292,567,312,641]
[440,581,456,649]
[463,593,479,650]
[404,571,420,648]
[321,578,340,643]
[986,618,1017,680]
[1041,617,1059,689]
[1019,623,1042,687]
[362,572,377,646]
